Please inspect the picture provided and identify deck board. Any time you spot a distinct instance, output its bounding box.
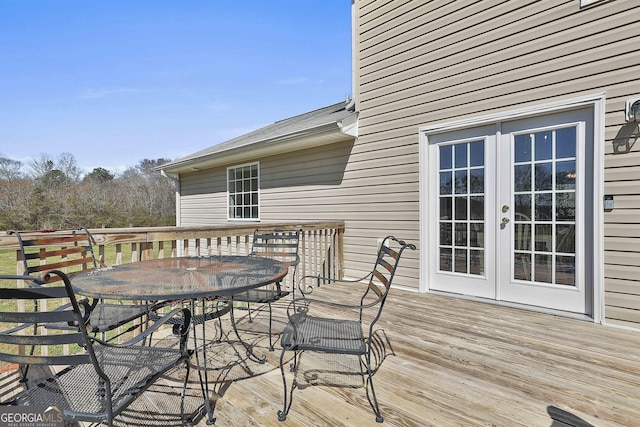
[5,284,640,426]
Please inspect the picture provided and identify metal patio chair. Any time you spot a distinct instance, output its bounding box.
[9,227,166,338]
[231,229,300,351]
[277,236,416,423]
[0,271,192,427]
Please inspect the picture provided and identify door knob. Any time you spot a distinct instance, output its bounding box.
[502,205,510,213]
[501,217,510,224]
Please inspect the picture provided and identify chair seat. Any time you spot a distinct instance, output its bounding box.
[166,302,231,326]
[233,289,290,303]
[281,313,366,355]
[88,303,154,332]
[13,345,191,420]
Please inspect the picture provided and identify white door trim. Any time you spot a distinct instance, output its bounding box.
[418,93,605,323]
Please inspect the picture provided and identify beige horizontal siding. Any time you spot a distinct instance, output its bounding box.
[178,139,421,289]
[354,1,640,324]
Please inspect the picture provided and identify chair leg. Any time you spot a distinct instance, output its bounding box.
[277,348,296,421]
[267,302,274,351]
[180,359,191,427]
[364,351,384,423]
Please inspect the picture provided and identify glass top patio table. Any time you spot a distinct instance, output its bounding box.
[71,255,289,301]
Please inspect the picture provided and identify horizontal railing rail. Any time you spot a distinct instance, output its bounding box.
[1,222,345,288]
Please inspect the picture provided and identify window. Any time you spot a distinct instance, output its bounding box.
[227,162,260,220]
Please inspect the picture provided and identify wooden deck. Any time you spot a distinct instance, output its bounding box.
[5,284,640,426]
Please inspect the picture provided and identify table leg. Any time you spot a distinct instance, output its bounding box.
[229,298,266,364]
[191,299,216,425]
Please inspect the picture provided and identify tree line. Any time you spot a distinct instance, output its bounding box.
[0,153,176,231]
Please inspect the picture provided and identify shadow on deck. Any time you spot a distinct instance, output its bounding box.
[4,285,640,426]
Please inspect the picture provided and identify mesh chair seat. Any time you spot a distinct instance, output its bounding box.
[233,288,290,304]
[88,303,155,332]
[14,345,192,418]
[280,313,366,355]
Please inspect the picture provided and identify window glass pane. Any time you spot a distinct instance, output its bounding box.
[440,145,452,169]
[514,253,531,281]
[514,194,531,221]
[514,134,531,162]
[556,255,575,286]
[454,249,467,273]
[455,144,467,168]
[535,194,552,221]
[470,169,484,193]
[556,224,575,254]
[440,248,452,271]
[514,224,531,251]
[470,223,484,247]
[534,254,552,283]
[455,197,467,220]
[535,224,552,252]
[535,131,552,161]
[440,197,452,220]
[556,192,575,221]
[535,163,553,191]
[556,127,576,159]
[440,172,452,195]
[556,161,576,190]
[469,196,484,220]
[469,141,484,167]
[470,250,484,275]
[514,164,531,192]
[455,170,468,194]
[440,223,452,245]
[455,223,467,246]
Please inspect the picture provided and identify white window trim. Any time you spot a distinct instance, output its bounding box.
[226,161,260,222]
[419,93,606,323]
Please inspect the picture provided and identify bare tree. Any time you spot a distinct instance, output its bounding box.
[0,156,23,181]
[28,154,55,180]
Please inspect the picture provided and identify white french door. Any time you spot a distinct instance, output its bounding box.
[427,108,593,314]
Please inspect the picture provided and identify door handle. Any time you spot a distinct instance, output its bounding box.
[501,217,510,224]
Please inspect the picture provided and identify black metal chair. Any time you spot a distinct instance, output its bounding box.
[9,228,165,338]
[231,229,301,351]
[0,271,192,427]
[277,236,416,423]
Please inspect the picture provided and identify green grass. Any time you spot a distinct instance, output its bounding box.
[0,244,171,366]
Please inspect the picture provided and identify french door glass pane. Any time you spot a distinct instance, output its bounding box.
[512,127,577,286]
[438,140,485,276]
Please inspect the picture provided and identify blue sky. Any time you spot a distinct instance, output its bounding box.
[0,1,352,174]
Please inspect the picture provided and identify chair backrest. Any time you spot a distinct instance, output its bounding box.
[362,236,416,321]
[9,227,103,282]
[250,229,301,267]
[0,273,96,369]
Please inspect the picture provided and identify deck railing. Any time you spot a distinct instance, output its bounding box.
[0,221,345,291]
[0,221,344,351]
